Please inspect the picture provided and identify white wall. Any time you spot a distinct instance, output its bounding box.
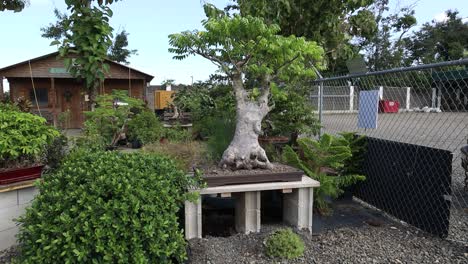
[0,187,38,251]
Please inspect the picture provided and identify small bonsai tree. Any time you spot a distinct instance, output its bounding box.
[169,5,323,170]
[265,228,305,260]
[83,90,145,148]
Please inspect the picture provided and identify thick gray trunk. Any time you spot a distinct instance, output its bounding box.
[219,101,272,170]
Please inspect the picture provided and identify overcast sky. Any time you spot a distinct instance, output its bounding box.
[0,0,467,90]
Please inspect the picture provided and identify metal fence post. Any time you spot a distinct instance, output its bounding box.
[406,87,411,111]
[350,85,354,112]
[318,81,324,138]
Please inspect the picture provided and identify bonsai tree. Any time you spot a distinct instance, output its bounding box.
[169,5,324,170]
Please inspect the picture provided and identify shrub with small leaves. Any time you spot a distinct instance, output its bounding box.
[265,228,305,260]
[17,150,202,263]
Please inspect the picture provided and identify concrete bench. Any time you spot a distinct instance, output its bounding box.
[184,176,320,239]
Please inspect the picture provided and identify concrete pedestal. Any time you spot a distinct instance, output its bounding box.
[184,196,202,240]
[184,176,319,240]
[235,191,261,234]
[283,188,314,231]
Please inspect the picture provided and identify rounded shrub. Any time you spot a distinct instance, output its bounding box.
[17,150,201,263]
[265,228,305,260]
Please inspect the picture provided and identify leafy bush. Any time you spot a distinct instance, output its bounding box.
[282,134,366,214]
[0,108,59,168]
[265,228,305,260]
[127,110,164,145]
[83,90,145,148]
[339,132,367,175]
[17,150,202,263]
[263,84,320,143]
[172,81,235,139]
[44,133,69,171]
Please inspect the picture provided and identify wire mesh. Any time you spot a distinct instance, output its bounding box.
[313,59,468,242]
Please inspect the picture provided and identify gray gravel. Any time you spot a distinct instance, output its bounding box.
[0,245,19,264]
[189,224,468,264]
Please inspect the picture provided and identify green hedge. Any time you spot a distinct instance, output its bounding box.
[17,150,201,263]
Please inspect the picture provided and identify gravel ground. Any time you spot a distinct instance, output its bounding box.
[189,224,468,264]
[0,245,19,264]
[3,223,466,263]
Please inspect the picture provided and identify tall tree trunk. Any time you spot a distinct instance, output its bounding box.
[219,73,272,170]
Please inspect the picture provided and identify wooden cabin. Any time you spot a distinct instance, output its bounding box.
[0,52,154,128]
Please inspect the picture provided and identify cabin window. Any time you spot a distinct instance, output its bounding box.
[30,88,48,106]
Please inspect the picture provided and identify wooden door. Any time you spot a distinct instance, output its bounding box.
[59,81,84,128]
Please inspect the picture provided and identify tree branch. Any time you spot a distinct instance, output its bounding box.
[273,53,300,78]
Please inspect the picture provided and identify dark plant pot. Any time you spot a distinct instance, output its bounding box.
[131,139,142,149]
[0,165,44,185]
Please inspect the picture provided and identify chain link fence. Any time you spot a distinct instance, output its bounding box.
[313,59,468,243]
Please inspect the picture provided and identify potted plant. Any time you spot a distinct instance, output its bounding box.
[0,104,59,184]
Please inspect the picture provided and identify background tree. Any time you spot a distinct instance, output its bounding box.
[53,0,118,109]
[41,8,137,64]
[0,0,27,12]
[107,30,137,64]
[233,0,378,73]
[359,0,417,70]
[405,10,468,64]
[169,5,324,170]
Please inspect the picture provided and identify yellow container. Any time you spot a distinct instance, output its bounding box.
[154,91,175,109]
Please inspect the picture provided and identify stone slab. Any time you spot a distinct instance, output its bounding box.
[197,176,319,195]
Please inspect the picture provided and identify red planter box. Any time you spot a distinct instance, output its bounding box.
[379,100,399,113]
[0,165,44,185]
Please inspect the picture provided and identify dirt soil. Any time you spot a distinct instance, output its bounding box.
[203,162,302,177]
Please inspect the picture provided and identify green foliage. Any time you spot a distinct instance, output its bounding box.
[0,108,59,168]
[360,2,417,70]
[339,132,367,175]
[44,133,69,171]
[405,10,468,64]
[42,9,137,64]
[206,117,235,160]
[58,109,72,130]
[83,90,145,148]
[17,150,201,263]
[235,0,376,71]
[56,0,115,103]
[282,134,366,214]
[265,228,305,260]
[0,0,26,12]
[127,110,163,145]
[169,7,323,82]
[172,81,236,139]
[264,84,320,140]
[107,30,138,64]
[162,124,192,143]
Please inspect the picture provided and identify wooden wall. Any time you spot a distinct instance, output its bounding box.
[8,77,147,128]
